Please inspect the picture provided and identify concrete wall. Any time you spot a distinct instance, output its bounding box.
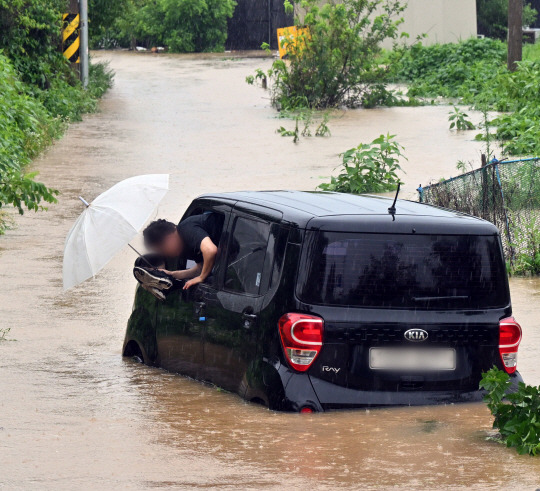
[394,0,477,46]
[294,0,477,47]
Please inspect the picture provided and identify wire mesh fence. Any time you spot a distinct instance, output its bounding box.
[418,158,540,266]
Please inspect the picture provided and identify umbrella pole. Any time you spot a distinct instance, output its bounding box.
[128,243,154,268]
[79,196,90,207]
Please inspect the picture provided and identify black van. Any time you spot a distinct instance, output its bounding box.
[123,191,523,412]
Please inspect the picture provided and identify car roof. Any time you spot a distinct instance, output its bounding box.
[196,191,499,235]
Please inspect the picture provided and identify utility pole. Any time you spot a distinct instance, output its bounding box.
[507,0,523,72]
[268,0,272,48]
[80,0,89,88]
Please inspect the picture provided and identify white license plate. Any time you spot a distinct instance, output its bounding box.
[369,348,456,371]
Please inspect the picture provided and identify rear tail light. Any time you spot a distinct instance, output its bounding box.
[278,313,324,372]
[499,317,522,374]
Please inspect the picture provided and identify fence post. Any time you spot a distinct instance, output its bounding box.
[481,156,489,219]
[494,163,515,262]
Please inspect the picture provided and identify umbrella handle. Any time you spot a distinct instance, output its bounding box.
[128,243,154,268]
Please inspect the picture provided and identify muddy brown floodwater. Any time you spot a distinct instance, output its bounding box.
[1,51,539,490]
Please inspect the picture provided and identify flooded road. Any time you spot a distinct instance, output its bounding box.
[1,51,539,490]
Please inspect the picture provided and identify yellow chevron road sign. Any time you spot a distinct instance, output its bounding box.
[62,13,80,63]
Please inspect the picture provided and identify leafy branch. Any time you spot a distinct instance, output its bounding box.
[480,367,540,456]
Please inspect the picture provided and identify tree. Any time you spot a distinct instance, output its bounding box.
[88,0,131,48]
[101,0,236,52]
[252,0,407,110]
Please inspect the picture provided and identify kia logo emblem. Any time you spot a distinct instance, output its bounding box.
[404,328,428,342]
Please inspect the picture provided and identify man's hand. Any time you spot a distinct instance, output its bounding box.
[183,276,203,290]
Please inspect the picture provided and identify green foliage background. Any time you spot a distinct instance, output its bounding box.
[0,0,113,233]
[393,38,540,157]
[477,0,538,40]
[89,0,236,52]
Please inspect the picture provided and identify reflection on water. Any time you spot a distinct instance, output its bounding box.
[0,51,539,489]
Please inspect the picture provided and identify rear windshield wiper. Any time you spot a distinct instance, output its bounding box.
[412,296,469,302]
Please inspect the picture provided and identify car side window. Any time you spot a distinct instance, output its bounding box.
[181,208,226,247]
[180,206,227,287]
[266,225,288,292]
[224,216,271,295]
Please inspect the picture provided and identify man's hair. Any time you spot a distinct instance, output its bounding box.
[143,219,176,248]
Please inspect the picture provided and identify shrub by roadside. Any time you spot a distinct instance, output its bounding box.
[393,38,540,157]
[0,1,115,234]
[480,367,540,456]
[248,0,408,110]
[0,54,114,234]
[0,0,116,233]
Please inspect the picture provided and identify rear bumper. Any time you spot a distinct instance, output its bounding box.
[257,360,523,411]
[309,371,524,410]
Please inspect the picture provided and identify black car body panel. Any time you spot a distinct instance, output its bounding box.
[123,191,523,412]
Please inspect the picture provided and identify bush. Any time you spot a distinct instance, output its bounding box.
[0,1,115,234]
[0,54,59,170]
[251,0,407,110]
[318,134,404,193]
[89,0,237,51]
[38,62,114,122]
[394,38,540,157]
[0,0,72,88]
[0,53,59,228]
[0,58,113,233]
[108,0,236,52]
[480,367,540,456]
[393,38,506,99]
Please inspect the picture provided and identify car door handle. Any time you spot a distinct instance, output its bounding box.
[242,312,257,329]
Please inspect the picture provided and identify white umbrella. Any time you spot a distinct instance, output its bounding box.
[63,174,169,290]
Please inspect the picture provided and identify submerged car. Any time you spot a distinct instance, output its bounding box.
[123,191,523,412]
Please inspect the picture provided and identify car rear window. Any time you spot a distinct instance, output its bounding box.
[297,232,509,309]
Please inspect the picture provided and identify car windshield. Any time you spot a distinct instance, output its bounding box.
[297,231,509,310]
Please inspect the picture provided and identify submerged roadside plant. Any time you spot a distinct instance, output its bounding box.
[448,106,475,130]
[276,110,332,142]
[318,134,405,194]
[315,113,331,137]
